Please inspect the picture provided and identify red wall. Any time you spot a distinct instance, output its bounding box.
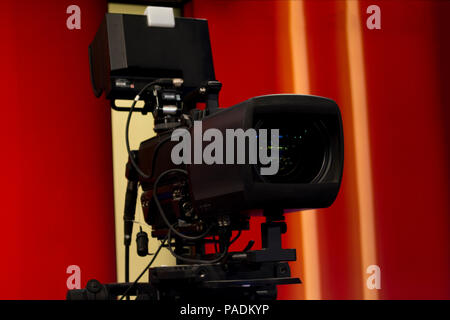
[186,0,450,299]
[0,1,116,299]
[359,0,450,299]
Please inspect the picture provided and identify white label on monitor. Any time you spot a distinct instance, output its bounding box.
[144,6,175,28]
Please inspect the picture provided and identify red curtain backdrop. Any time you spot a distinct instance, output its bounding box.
[359,0,450,299]
[0,1,116,299]
[1,0,449,300]
[185,0,450,299]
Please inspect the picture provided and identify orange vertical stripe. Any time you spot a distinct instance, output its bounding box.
[345,0,378,300]
[287,0,322,300]
[275,1,305,300]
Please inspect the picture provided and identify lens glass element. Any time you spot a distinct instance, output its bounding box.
[256,118,329,183]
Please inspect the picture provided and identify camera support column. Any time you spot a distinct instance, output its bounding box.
[246,209,296,263]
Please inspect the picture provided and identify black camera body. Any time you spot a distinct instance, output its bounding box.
[90,12,344,236]
[132,93,343,238]
[74,10,344,300]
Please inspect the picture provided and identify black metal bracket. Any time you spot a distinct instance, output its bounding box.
[184,80,222,116]
[246,210,296,263]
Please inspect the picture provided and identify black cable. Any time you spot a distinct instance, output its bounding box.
[153,168,213,241]
[126,78,185,180]
[166,226,229,264]
[119,237,167,300]
[214,235,219,253]
[213,230,240,252]
[124,245,130,300]
[125,80,161,180]
[229,230,242,245]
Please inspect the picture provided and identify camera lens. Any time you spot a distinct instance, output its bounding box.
[255,118,330,183]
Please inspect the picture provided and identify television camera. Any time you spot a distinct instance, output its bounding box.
[67,9,343,300]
